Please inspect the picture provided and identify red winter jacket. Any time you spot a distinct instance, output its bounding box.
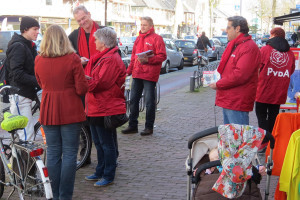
[127,29,167,82]
[216,38,261,112]
[85,47,126,117]
[256,43,295,105]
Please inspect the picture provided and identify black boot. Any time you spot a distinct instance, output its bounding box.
[121,126,138,134]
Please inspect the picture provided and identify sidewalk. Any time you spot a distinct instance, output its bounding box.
[72,85,278,199]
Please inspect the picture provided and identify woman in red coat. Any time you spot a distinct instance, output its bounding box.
[84,27,126,186]
[255,27,295,145]
[35,25,88,200]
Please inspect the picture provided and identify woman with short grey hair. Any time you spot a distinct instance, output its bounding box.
[94,28,117,48]
[84,27,127,187]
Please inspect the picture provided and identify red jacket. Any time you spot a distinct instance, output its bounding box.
[256,45,295,104]
[35,53,88,125]
[127,29,167,82]
[85,47,126,117]
[216,38,261,112]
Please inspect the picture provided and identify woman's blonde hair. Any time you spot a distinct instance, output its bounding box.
[39,25,75,57]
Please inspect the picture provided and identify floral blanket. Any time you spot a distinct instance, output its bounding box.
[212,124,265,199]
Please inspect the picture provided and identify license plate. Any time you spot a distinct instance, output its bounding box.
[184,57,188,60]
[0,50,3,53]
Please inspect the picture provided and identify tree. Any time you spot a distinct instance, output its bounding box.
[271,0,277,28]
[208,0,220,37]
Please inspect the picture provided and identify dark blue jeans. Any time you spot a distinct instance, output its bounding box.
[90,125,117,181]
[43,123,80,200]
[129,78,156,129]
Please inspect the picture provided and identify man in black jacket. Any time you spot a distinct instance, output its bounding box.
[196,32,212,55]
[68,5,104,65]
[6,16,40,141]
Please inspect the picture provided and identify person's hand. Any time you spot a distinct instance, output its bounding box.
[137,57,148,64]
[259,166,266,176]
[294,92,300,99]
[209,82,217,90]
[81,57,89,65]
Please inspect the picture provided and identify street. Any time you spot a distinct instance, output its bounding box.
[0,64,278,199]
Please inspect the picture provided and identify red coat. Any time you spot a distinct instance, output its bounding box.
[216,38,261,112]
[35,53,88,125]
[256,45,295,104]
[85,47,126,117]
[127,29,167,82]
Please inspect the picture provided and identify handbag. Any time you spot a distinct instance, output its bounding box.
[104,113,129,129]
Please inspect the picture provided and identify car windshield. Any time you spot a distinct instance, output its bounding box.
[184,36,195,39]
[214,37,228,44]
[175,40,195,48]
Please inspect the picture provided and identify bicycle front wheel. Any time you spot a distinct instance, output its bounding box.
[76,126,91,170]
[34,122,92,171]
[0,159,5,199]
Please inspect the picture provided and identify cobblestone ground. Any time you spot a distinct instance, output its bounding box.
[1,85,278,199]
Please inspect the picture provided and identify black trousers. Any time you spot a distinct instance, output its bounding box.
[255,101,280,143]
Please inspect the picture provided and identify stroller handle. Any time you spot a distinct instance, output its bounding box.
[263,131,275,149]
[188,127,218,149]
[194,160,221,184]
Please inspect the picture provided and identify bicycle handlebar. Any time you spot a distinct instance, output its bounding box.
[0,85,20,95]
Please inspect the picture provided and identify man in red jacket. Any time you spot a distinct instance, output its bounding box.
[122,16,167,136]
[209,16,261,125]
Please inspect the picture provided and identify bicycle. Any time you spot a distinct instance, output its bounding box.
[195,50,209,87]
[2,90,92,171]
[0,85,53,199]
[124,76,160,115]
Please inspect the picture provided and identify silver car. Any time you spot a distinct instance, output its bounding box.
[160,39,184,74]
[0,30,20,60]
[118,36,135,55]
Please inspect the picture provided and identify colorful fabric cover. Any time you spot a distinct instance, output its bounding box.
[212,124,265,199]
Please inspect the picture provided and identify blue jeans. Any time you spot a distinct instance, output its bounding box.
[42,123,80,200]
[223,108,249,125]
[129,78,156,129]
[90,125,117,181]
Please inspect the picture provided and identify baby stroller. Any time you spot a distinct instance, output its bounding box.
[186,124,275,200]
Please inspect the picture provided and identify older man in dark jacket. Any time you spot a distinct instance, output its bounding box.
[6,16,40,141]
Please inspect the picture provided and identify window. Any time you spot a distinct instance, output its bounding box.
[46,0,52,5]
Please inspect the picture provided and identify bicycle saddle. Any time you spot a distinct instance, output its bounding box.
[1,112,28,132]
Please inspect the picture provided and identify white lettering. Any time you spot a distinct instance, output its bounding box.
[267,68,289,78]
[267,68,272,76]
[284,69,289,78]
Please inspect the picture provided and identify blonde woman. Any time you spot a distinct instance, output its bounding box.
[35,25,88,200]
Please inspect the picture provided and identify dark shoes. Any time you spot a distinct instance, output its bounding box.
[121,126,138,134]
[140,128,153,136]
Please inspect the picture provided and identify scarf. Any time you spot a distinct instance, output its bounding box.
[84,48,110,76]
[135,27,155,55]
[78,21,99,59]
[212,124,265,199]
[217,33,251,74]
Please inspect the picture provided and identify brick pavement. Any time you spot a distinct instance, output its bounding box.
[71,85,278,200]
[0,83,278,199]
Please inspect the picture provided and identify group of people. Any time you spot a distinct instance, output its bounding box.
[5,5,166,200]
[208,16,295,147]
[3,5,297,200]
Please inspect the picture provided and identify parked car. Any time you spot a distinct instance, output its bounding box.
[174,39,197,65]
[160,34,177,41]
[120,49,130,68]
[118,36,135,54]
[184,35,197,40]
[207,39,225,61]
[261,34,270,43]
[0,30,20,60]
[212,36,228,47]
[161,39,184,74]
